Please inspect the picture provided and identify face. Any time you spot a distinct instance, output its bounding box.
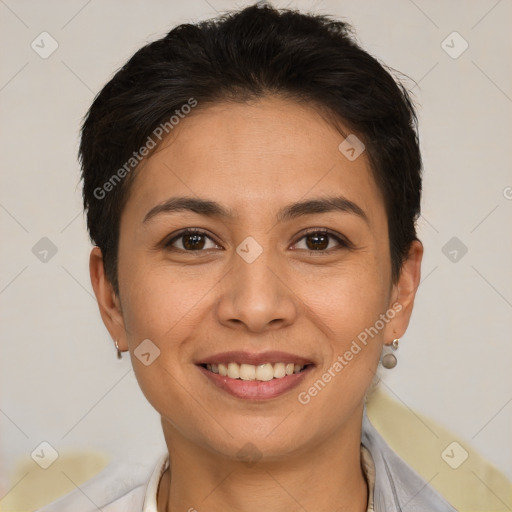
[91,95,422,461]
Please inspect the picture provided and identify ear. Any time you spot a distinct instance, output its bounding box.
[382,240,423,344]
[89,246,128,352]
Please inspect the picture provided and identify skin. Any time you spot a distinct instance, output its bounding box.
[90,95,423,512]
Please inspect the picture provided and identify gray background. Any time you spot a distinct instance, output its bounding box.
[1,0,511,498]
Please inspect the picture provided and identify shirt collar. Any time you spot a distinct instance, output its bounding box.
[361,444,376,511]
[143,452,169,512]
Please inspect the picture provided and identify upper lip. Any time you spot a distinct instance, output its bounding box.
[197,351,314,366]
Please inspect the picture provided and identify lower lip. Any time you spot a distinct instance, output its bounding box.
[197,364,313,400]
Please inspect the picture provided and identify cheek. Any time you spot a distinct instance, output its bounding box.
[301,254,389,337]
[299,258,389,389]
[118,256,215,343]
[118,262,207,427]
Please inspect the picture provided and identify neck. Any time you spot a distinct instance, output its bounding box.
[157,410,369,512]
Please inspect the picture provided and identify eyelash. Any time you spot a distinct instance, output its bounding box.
[164,228,351,255]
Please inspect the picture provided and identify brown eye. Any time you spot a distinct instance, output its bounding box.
[305,232,330,251]
[293,230,350,253]
[165,229,219,251]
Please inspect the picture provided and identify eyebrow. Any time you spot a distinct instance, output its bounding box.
[143,195,369,225]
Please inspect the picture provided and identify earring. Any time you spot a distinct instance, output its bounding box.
[114,339,122,360]
[380,338,399,369]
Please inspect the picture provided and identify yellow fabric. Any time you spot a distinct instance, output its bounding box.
[2,389,510,511]
[0,451,109,511]
[366,387,512,512]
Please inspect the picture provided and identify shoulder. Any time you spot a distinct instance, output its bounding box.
[34,455,162,512]
[362,409,458,511]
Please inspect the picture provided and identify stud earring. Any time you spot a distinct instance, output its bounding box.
[114,339,122,360]
[380,338,399,369]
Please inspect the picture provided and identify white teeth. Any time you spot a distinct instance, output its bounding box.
[204,362,307,381]
[239,363,256,380]
[256,363,274,381]
[273,362,286,379]
[227,362,240,379]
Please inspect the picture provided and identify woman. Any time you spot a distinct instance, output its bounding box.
[38,3,457,511]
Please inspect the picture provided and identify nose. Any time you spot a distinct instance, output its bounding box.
[215,242,298,333]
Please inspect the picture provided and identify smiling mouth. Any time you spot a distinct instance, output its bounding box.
[199,362,312,381]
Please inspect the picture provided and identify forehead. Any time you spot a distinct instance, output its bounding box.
[124,96,385,225]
